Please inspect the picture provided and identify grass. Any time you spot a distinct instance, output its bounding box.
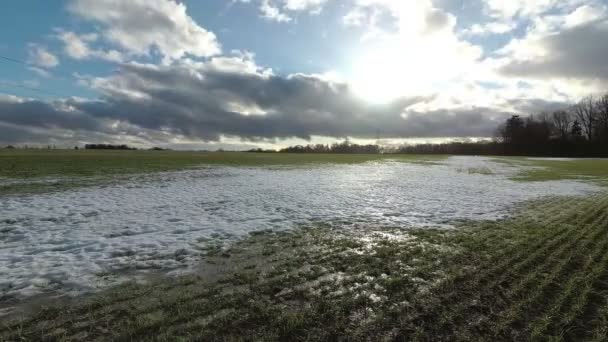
[457,167,494,175]
[2,194,608,341]
[0,149,444,195]
[519,159,608,184]
[0,150,444,179]
[3,150,608,196]
[494,157,608,185]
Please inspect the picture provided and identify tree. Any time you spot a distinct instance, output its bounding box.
[571,120,583,140]
[552,110,571,140]
[524,115,552,144]
[596,94,608,141]
[502,115,525,143]
[571,96,597,141]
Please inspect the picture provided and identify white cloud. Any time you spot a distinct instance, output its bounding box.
[343,6,368,27]
[482,0,595,19]
[240,0,329,22]
[28,67,52,78]
[463,21,517,36]
[27,44,59,68]
[282,0,327,12]
[260,0,292,22]
[179,51,273,76]
[484,0,558,19]
[343,0,483,102]
[67,0,221,62]
[56,31,125,63]
[564,4,607,28]
[477,2,608,103]
[57,31,95,59]
[340,0,608,111]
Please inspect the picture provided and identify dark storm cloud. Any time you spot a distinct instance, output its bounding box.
[1,62,512,145]
[0,99,102,131]
[399,108,511,137]
[499,21,608,80]
[506,98,569,114]
[0,123,42,144]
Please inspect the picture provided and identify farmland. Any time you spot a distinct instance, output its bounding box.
[0,150,444,196]
[1,150,607,341]
[0,149,445,178]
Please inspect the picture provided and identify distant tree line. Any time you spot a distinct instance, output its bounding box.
[275,93,608,157]
[84,144,137,150]
[279,140,381,154]
[401,93,608,157]
[246,148,278,153]
[2,145,174,151]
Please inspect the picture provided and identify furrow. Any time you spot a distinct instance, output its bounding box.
[490,212,608,339]
[528,222,608,339]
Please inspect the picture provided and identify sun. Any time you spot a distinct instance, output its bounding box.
[348,37,458,104]
[351,55,402,104]
[350,44,423,104]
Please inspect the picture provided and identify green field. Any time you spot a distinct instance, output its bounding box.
[2,150,608,341]
[498,158,608,185]
[2,194,608,341]
[0,150,443,195]
[2,150,608,196]
[2,150,606,181]
[0,149,445,179]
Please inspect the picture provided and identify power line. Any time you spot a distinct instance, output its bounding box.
[0,54,77,99]
[0,55,29,66]
[0,81,73,98]
[0,53,64,76]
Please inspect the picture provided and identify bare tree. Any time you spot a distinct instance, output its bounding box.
[571,96,597,141]
[552,110,571,140]
[538,111,551,124]
[597,94,608,140]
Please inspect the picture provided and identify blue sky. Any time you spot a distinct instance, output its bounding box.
[0,0,607,149]
[1,1,363,98]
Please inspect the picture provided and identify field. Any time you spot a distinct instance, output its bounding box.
[0,149,445,177]
[493,157,608,185]
[1,150,608,341]
[0,150,444,196]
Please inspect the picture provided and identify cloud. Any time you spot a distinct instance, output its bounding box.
[496,5,608,82]
[240,0,328,22]
[282,0,327,12]
[56,30,125,63]
[399,108,509,138]
[0,97,102,132]
[260,0,292,22]
[7,0,607,149]
[27,44,59,68]
[463,21,517,36]
[0,55,514,146]
[28,67,52,78]
[343,0,455,35]
[483,0,565,19]
[344,0,483,102]
[461,0,601,37]
[66,0,221,62]
[564,4,608,27]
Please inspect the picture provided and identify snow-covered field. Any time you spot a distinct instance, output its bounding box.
[0,156,600,303]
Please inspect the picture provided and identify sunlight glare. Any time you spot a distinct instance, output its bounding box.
[350,43,427,104]
[349,32,477,105]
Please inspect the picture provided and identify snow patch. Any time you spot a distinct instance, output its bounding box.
[0,156,600,302]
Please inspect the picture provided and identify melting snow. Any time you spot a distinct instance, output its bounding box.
[0,156,601,301]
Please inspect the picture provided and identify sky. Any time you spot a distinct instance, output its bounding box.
[0,0,607,150]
